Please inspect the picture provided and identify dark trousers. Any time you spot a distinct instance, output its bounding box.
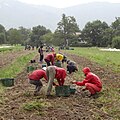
[44,59,51,66]
[40,54,44,62]
[29,80,43,92]
[67,65,77,74]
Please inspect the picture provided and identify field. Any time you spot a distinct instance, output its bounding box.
[0,46,120,120]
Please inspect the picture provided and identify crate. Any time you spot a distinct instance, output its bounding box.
[42,64,47,68]
[27,66,36,72]
[70,88,76,94]
[55,85,70,97]
[54,61,62,67]
[1,78,14,87]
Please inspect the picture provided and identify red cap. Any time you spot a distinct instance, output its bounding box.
[83,67,90,74]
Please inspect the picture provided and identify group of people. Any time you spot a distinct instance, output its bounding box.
[28,45,102,97]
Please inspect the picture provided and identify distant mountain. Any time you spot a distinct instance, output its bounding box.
[0,0,120,31]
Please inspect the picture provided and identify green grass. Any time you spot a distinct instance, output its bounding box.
[0,45,23,53]
[22,99,51,115]
[97,86,120,119]
[64,47,120,119]
[64,47,120,72]
[0,52,36,78]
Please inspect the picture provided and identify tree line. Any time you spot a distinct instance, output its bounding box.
[0,14,120,49]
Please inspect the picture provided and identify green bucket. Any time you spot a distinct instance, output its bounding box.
[70,88,76,94]
[1,78,14,87]
[42,64,47,68]
[54,61,62,67]
[55,85,70,97]
[27,66,36,72]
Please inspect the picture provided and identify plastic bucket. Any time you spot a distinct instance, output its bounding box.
[1,78,14,87]
[55,85,70,97]
[70,88,76,94]
[27,66,36,72]
[42,64,47,68]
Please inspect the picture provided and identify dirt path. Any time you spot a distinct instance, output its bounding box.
[0,51,119,120]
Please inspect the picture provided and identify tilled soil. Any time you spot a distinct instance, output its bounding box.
[0,50,120,120]
[0,49,33,68]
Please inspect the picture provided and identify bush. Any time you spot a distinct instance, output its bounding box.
[112,36,120,49]
[70,42,92,47]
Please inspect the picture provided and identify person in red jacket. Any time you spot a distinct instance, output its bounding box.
[72,67,102,97]
[46,66,67,96]
[28,67,47,96]
[44,53,56,66]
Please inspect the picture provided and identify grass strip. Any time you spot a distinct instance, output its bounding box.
[64,47,120,72]
[0,52,36,78]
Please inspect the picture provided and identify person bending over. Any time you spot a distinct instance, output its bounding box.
[46,66,66,96]
[28,67,47,96]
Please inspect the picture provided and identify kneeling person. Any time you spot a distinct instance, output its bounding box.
[72,67,102,97]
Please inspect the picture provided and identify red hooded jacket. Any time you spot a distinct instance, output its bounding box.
[28,69,47,81]
[74,67,102,88]
[44,54,55,65]
[55,67,66,86]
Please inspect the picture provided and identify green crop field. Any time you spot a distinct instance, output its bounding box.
[65,47,120,72]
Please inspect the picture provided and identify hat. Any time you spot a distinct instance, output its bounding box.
[42,67,47,71]
[83,67,90,74]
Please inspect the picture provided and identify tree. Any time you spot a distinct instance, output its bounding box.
[18,26,31,45]
[7,28,22,45]
[30,25,51,46]
[111,17,120,37]
[112,36,120,49]
[42,32,54,45]
[101,28,113,47]
[55,14,80,47]
[81,20,109,47]
[0,24,6,44]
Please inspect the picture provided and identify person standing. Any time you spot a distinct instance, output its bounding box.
[72,67,102,97]
[28,67,47,96]
[38,45,44,63]
[46,66,66,96]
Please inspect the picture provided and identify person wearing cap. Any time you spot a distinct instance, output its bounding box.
[67,60,78,74]
[46,66,67,96]
[72,67,102,97]
[58,52,67,64]
[55,53,64,61]
[28,67,47,96]
[44,53,56,66]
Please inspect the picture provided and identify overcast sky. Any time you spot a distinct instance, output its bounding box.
[18,0,120,8]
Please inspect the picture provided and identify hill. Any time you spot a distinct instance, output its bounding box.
[0,0,120,31]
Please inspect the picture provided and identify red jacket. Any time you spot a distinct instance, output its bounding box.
[55,67,66,86]
[75,72,102,88]
[28,70,47,81]
[44,54,55,65]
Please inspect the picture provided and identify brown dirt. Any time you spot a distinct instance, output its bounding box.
[0,50,120,120]
[0,49,33,68]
